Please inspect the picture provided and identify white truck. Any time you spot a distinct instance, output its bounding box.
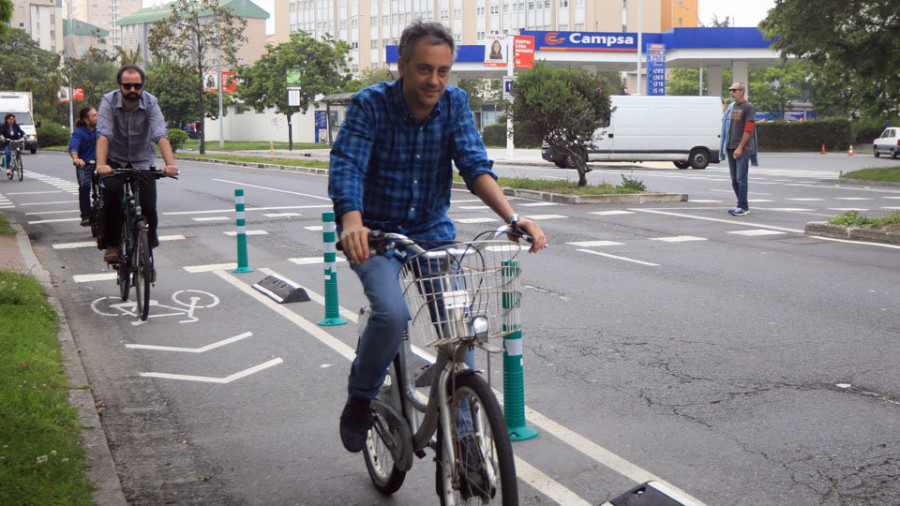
[541,95,723,170]
[0,91,39,154]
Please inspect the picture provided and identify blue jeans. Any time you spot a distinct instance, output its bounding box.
[3,142,10,168]
[727,148,751,210]
[347,251,475,401]
[76,164,96,221]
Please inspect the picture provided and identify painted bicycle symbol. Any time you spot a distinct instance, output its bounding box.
[91,290,219,325]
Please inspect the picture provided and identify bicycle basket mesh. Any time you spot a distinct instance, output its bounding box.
[399,240,523,348]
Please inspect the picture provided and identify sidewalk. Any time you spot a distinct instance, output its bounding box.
[0,217,126,506]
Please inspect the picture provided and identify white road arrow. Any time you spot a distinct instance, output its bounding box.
[139,357,283,384]
[126,331,252,353]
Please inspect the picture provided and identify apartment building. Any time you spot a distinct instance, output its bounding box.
[115,0,269,67]
[273,0,698,75]
[67,0,142,48]
[8,0,64,53]
[62,19,110,56]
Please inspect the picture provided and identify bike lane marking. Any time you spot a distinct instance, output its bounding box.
[188,264,707,505]
[139,358,283,384]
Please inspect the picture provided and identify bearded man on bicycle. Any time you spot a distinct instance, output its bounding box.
[328,20,546,453]
[95,65,179,267]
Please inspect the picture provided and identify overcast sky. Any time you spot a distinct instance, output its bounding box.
[698,0,776,27]
[144,0,777,37]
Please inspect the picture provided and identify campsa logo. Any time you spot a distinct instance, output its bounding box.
[544,32,566,45]
[569,33,635,47]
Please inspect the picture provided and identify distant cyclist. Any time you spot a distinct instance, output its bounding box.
[1,113,26,177]
[69,106,99,227]
[95,65,179,267]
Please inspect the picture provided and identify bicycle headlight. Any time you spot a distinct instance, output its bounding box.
[470,315,489,343]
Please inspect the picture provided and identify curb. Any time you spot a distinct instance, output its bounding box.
[804,221,900,246]
[838,177,900,189]
[502,188,688,204]
[7,218,127,506]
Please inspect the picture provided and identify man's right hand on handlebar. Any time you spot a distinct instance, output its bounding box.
[338,211,371,265]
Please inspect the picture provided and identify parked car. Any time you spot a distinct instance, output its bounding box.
[873,127,900,159]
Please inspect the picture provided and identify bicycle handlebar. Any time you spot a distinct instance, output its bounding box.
[336,222,533,256]
[109,165,178,181]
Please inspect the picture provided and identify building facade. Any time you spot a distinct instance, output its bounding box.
[115,0,269,67]
[273,0,697,75]
[68,0,141,47]
[8,0,64,53]
[62,18,110,56]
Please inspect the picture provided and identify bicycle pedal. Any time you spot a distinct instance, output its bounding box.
[414,449,427,459]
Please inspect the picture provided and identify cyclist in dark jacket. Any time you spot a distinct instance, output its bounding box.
[1,114,26,176]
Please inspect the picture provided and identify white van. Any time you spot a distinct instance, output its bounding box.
[0,91,39,154]
[541,95,723,169]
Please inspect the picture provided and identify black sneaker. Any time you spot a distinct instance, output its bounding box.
[339,397,373,453]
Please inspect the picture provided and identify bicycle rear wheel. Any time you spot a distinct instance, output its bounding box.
[436,372,517,505]
[363,358,409,495]
[134,225,151,320]
[90,178,102,238]
[15,152,23,181]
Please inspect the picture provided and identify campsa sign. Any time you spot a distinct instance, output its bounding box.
[520,30,638,52]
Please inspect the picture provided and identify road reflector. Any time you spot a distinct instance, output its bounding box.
[253,274,311,304]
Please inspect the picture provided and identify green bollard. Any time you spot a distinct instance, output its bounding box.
[233,189,253,273]
[319,212,347,326]
[502,258,537,441]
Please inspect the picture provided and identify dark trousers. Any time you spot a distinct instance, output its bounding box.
[75,164,96,221]
[98,172,159,250]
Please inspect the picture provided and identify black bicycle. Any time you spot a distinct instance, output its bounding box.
[5,138,24,181]
[107,167,175,321]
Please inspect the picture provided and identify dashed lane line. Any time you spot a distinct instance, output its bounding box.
[224,230,268,236]
[649,235,707,243]
[631,208,805,234]
[577,248,660,267]
[212,178,332,201]
[728,229,786,237]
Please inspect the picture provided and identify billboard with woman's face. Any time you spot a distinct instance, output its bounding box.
[484,35,506,67]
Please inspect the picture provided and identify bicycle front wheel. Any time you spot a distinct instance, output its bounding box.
[15,152,23,181]
[117,228,130,301]
[436,373,518,505]
[134,225,151,320]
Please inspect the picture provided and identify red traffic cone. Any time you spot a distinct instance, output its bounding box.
[821,144,826,154]
[848,144,854,156]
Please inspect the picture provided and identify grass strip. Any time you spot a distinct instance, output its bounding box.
[828,210,900,229]
[842,167,900,183]
[0,215,94,505]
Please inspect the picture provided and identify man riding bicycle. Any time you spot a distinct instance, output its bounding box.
[95,65,179,270]
[70,106,99,227]
[328,20,546,454]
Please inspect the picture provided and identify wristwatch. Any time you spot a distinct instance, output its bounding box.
[505,213,519,225]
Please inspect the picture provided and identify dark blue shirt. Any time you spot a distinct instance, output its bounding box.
[328,79,496,242]
[69,125,98,162]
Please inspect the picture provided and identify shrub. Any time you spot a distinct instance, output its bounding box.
[36,124,70,148]
[756,118,851,152]
[481,123,542,148]
[852,117,897,145]
[167,128,189,153]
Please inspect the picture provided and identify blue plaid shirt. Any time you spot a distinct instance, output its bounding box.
[328,79,496,242]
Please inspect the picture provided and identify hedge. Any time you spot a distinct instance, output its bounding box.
[481,123,542,148]
[36,124,70,148]
[756,118,851,152]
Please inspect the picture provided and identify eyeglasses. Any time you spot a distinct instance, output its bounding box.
[121,82,143,90]
[728,88,742,92]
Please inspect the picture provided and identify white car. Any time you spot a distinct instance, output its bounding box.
[873,127,900,159]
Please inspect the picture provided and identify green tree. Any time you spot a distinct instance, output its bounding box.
[113,45,144,67]
[749,65,805,119]
[0,28,60,90]
[17,75,68,125]
[760,0,900,119]
[341,68,393,93]
[510,61,613,186]
[62,47,117,109]
[237,31,351,149]
[457,79,484,114]
[147,0,247,153]
[0,0,12,41]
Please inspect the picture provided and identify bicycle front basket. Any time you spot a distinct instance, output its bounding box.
[398,240,523,348]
